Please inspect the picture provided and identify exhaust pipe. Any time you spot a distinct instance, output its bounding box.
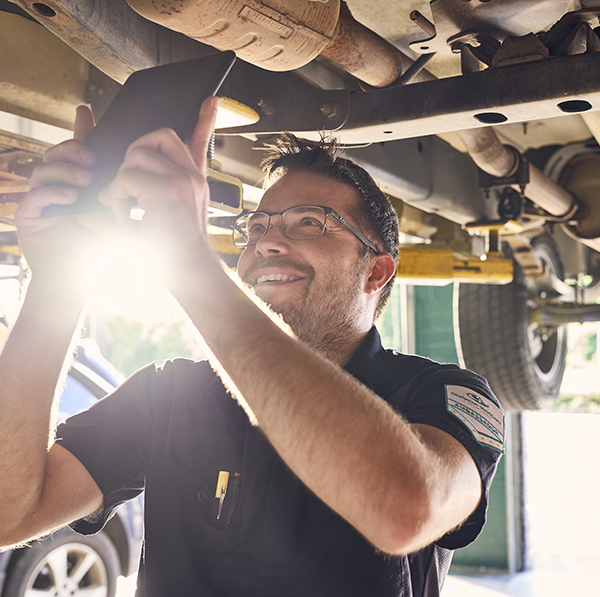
[457,128,577,218]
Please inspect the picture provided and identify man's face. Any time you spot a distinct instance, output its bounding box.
[237,171,374,349]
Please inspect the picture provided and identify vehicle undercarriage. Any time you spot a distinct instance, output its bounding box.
[1,0,600,411]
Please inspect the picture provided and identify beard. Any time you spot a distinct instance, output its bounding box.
[243,255,367,361]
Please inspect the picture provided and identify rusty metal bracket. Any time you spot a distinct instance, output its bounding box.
[543,8,600,56]
[478,147,529,196]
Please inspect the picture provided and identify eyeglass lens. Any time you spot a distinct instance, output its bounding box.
[233,206,327,247]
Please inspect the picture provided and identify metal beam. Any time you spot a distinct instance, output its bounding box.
[222,52,600,144]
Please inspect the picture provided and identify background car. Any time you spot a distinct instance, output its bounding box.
[0,337,143,597]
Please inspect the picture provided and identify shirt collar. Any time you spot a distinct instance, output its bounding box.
[344,326,392,396]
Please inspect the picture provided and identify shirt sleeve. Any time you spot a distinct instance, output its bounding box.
[55,358,207,534]
[392,365,504,550]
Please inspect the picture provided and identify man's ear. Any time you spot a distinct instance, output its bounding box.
[364,253,396,295]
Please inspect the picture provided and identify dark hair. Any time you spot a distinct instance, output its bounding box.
[261,133,399,319]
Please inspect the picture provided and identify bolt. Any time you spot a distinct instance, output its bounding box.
[257,97,276,116]
[320,102,340,120]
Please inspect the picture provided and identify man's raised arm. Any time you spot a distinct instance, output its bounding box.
[99,98,485,556]
[0,107,104,548]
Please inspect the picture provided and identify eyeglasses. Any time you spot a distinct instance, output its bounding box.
[232,205,379,252]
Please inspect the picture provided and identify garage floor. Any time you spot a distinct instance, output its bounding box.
[115,411,600,597]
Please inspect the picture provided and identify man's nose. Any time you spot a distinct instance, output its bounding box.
[255,215,289,254]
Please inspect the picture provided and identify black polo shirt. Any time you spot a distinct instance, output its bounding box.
[57,327,503,597]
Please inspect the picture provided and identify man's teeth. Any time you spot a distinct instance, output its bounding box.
[256,274,295,284]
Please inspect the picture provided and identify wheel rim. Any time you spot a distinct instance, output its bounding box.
[526,240,568,388]
[23,542,109,597]
[527,321,567,384]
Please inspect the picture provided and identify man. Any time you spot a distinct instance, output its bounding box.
[0,98,503,596]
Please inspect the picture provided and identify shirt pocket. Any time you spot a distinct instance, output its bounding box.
[151,455,243,530]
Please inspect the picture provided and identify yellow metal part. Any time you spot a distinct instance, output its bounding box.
[210,233,242,255]
[0,202,18,217]
[0,245,21,257]
[207,161,243,217]
[216,97,260,129]
[397,247,513,285]
[464,220,523,235]
[0,180,29,194]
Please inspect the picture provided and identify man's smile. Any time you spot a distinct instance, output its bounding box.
[254,272,305,286]
[240,257,314,289]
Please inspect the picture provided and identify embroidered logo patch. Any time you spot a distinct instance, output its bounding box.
[445,385,505,453]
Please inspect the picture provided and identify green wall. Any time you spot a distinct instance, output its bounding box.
[378,283,510,572]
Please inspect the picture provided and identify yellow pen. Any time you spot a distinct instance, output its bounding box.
[215,471,230,520]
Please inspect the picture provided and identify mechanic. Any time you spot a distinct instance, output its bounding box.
[0,97,504,596]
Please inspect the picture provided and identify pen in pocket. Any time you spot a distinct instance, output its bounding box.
[226,473,242,527]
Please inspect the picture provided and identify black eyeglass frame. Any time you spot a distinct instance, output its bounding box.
[233,205,380,253]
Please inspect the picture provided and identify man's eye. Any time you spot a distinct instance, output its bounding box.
[298,218,321,227]
[248,222,266,235]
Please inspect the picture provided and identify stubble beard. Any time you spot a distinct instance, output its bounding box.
[273,261,366,362]
[242,254,368,362]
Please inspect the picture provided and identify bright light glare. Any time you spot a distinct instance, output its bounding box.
[242,183,264,207]
[85,238,177,322]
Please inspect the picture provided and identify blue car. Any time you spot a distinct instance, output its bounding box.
[0,343,143,597]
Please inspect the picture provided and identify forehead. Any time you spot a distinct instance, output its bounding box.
[257,171,361,215]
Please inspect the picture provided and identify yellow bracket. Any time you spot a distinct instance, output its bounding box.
[207,161,244,216]
[464,220,523,235]
[396,248,513,285]
[0,245,21,256]
[210,233,242,255]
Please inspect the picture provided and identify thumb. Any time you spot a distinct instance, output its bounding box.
[187,96,221,174]
[74,105,96,142]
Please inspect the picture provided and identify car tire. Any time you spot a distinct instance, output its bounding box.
[2,527,121,597]
[454,234,568,411]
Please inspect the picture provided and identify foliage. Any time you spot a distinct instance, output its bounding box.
[578,331,597,362]
[102,316,207,378]
[553,392,600,414]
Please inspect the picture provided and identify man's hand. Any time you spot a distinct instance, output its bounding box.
[15,106,99,291]
[0,106,109,547]
[0,99,222,549]
[98,96,221,293]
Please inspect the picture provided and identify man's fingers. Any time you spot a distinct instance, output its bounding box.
[124,128,197,172]
[74,106,96,143]
[30,161,94,190]
[99,169,186,223]
[120,145,187,178]
[188,96,221,173]
[43,138,96,169]
[16,186,79,221]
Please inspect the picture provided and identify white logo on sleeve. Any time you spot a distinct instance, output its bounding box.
[445,385,505,453]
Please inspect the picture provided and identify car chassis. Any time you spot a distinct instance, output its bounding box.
[2,0,600,412]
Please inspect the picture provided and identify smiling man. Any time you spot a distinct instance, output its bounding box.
[0,99,503,597]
